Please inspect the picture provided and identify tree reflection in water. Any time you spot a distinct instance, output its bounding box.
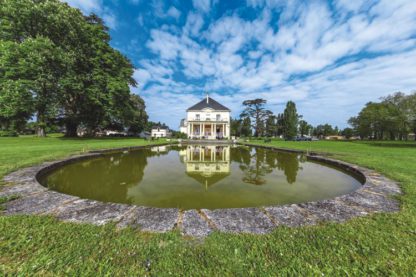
[232,146,303,185]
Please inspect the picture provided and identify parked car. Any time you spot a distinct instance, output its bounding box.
[295,136,312,141]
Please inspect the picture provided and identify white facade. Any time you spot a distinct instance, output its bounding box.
[151,127,171,138]
[180,96,231,139]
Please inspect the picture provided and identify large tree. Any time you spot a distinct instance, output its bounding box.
[0,38,65,136]
[0,0,142,137]
[282,101,299,140]
[348,100,407,140]
[240,99,272,137]
[125,94,148,135]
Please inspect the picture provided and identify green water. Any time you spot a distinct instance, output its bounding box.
[39,145,362,210]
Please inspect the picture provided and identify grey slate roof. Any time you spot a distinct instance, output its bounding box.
[152,126,168,130]
[187,96,230,111]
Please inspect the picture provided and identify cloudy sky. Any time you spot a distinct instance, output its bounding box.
[65,0,416,129]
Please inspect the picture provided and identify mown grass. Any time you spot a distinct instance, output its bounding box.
[0,134,168,184]
[1,137,416,275]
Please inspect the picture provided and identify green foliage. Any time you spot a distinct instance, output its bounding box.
[0,0,146,137]
[0,130,18,137]
[342,127,355,139]
[298,120,312,137]
[282,101,299,140]
[265,115,278,137]
[349,92,416,140]
[313,123,338,138]
[171,131,187,139]
[240,99,272,137]
[241,117,252,137]
[230,117,242,137]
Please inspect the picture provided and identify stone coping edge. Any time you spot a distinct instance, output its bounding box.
[1,143,401,237]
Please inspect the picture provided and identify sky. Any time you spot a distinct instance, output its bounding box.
[64,0,416,130]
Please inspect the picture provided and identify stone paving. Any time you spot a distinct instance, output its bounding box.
[0,147,401,237]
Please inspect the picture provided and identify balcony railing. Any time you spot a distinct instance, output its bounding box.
[190,118,227,121]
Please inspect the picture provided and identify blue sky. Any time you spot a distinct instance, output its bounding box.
[65,0,416,129]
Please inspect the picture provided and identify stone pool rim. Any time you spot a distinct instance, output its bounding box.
[1,142,401,237]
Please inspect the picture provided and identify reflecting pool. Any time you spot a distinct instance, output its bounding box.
[39,144,362,210]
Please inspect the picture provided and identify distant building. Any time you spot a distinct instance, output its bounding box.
[151,126,171,138]
[325,135,345,140]
[137,131,151,138]
[180,95,231,139]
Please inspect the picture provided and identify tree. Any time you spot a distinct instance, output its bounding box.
[240,99,272,137]
[0,38,65,136]
[230,118,242,137]
[348,100,407,140]
[125,94,148,135]
[342,128,354,139]
[313,123,336,138]
[275,113,284,136]
[0,0,141,137]
[265,115,278,137]
[298,120,312,137]
[0,80,33,131]
[240,117,252,137]
[282,101,299,140]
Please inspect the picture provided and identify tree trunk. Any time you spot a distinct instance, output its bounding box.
[65,121,78,137]
[36,113,46,137]
[36,126,46,137]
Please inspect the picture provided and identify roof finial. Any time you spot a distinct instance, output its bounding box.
[206,92,209,103]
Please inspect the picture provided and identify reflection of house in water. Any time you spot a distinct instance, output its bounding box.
[179,145,230,189]
[151,145,168,153]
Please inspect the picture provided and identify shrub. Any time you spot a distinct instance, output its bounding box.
[0,130,18,137]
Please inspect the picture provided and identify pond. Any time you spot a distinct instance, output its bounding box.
[39,144,362,210]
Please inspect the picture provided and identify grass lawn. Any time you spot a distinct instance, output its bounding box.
[1,137,416,275]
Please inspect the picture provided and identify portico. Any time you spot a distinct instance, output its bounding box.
[188,122,227,139]
[180,95,231,139]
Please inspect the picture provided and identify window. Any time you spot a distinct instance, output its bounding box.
[206,113,210,121]
[196,114,200,120]
[216,114,220,121]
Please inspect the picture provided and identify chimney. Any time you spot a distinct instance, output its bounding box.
[206,93,209,103]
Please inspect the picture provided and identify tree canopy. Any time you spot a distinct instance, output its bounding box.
[0,0,147,136]
[240,99,272,137]
[348,92,415,140]
[282,101,299,140]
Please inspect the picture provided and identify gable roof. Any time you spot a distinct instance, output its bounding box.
[187,96,230,111]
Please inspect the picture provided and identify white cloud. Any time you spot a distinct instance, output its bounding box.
[63,0,118,29]
[167,7,181,20]
[192,0,215,13]
[64,0,101,13]
[184,12,205,37]
[137,0,416,129]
